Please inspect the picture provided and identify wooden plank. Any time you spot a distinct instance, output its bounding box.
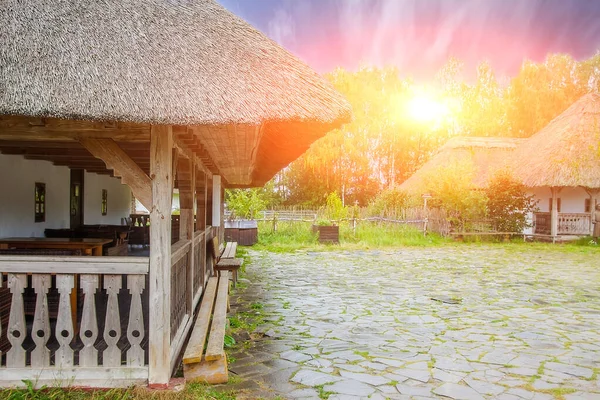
[7,274,27,367]
[55,274,74,367]
[0,256,149,274]
[80,138,152,211]
[30,274,51,367]
[0,367,148,388]
[103,275,122,367]
[127,275,146,367]
[183,356,228,384]
[148,124,173,387]
[79,275,99,367]
[182,277,218,365]
[169,313,191,373]
[0,116,150,141]
[205,272,229,361]
[222,242,237,259]
[171,240,191,266]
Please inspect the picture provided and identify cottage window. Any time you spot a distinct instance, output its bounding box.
[34,182,46,222]
[549,198,561,212]
[585,198,591,213]
[101,189,108,216]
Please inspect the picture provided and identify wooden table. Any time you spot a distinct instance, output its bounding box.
[0,237,113,256]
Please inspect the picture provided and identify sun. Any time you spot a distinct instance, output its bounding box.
[406,93,449,124]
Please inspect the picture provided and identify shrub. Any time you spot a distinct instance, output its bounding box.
[225,188,266,219]
[323,192,347,222]
[485,170,538,232]
[421,160,487,231]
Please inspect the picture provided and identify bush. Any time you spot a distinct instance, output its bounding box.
[323,192,347,222]
[485,170,537,232]
[225,188,266,219]
[421,160,487,231]
[368,188,412,217]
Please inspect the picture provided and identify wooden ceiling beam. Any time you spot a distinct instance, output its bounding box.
[0,116,150,142]
[79,138,152,210]
[0,140,149,150]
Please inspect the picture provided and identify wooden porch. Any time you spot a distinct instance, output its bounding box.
[533,212,593,236]
[0,223,216,388]
[0,0,351,389]
[0,123,227,388]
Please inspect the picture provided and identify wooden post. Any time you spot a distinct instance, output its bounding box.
[148,125,173,388]
[212,175,222,233]
[206,175,213,227]
[198,172,207,231]
[584,188,600,235]
[550,187,560,240]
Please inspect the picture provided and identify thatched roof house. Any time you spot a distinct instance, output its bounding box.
[399,137,525,193]
[0,0,351,187]
[512,93,600,189]
[0,0,351,388]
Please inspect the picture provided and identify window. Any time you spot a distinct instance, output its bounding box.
[585,198,591,213]
[34,182,46,222]
[548,198,561,212]
[101,189,108,216]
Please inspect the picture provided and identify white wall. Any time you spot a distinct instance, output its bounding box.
[529,186,590,213]
[0,154,70,237]
[0,154,133,237]
[84,172,131,225]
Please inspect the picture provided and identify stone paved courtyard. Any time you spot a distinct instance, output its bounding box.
[225,246,600,399]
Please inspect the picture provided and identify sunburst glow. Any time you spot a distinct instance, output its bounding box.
[406,94,449,123]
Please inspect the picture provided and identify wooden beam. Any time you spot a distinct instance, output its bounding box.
[148,125,173,388]
[0,140,149,150]
[173,134,212,177]
[0,116,150,141]
[79,138,152,211]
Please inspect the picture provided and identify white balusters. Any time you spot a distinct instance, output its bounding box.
[79,275,99,367]
[127,275,145,366]
[103,275,122,367]
[7,273,27,367]
[55,274,74,367]
[31,274,51,367]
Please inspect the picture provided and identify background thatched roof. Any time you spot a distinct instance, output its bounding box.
[513,93,600,188]
[399,137,525,193]
[0,0,350,126]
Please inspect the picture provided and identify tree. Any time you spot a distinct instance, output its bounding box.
[485,171,538,232]
[225,189,267,219]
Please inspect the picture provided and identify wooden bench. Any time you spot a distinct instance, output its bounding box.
[211,239,242,288]
[182,271,230,384]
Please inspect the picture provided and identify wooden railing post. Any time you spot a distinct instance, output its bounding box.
[149,125,173,388]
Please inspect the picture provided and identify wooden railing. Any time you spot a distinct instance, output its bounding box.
[534,212,591,235]
[0,256,149,388]
[170,239,191,343]
[168,226,214,371]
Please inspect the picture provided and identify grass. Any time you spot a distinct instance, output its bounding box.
[0,381,238,400]
[253,220,600,253]
[254,220,449,252]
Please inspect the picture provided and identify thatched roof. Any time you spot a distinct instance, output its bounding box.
[513,93,600,188]
[0,0,350,126]
[399,137,525,193]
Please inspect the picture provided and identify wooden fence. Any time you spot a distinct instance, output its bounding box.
[229,207,451,236]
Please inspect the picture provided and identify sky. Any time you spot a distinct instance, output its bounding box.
[218,0,600,81]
